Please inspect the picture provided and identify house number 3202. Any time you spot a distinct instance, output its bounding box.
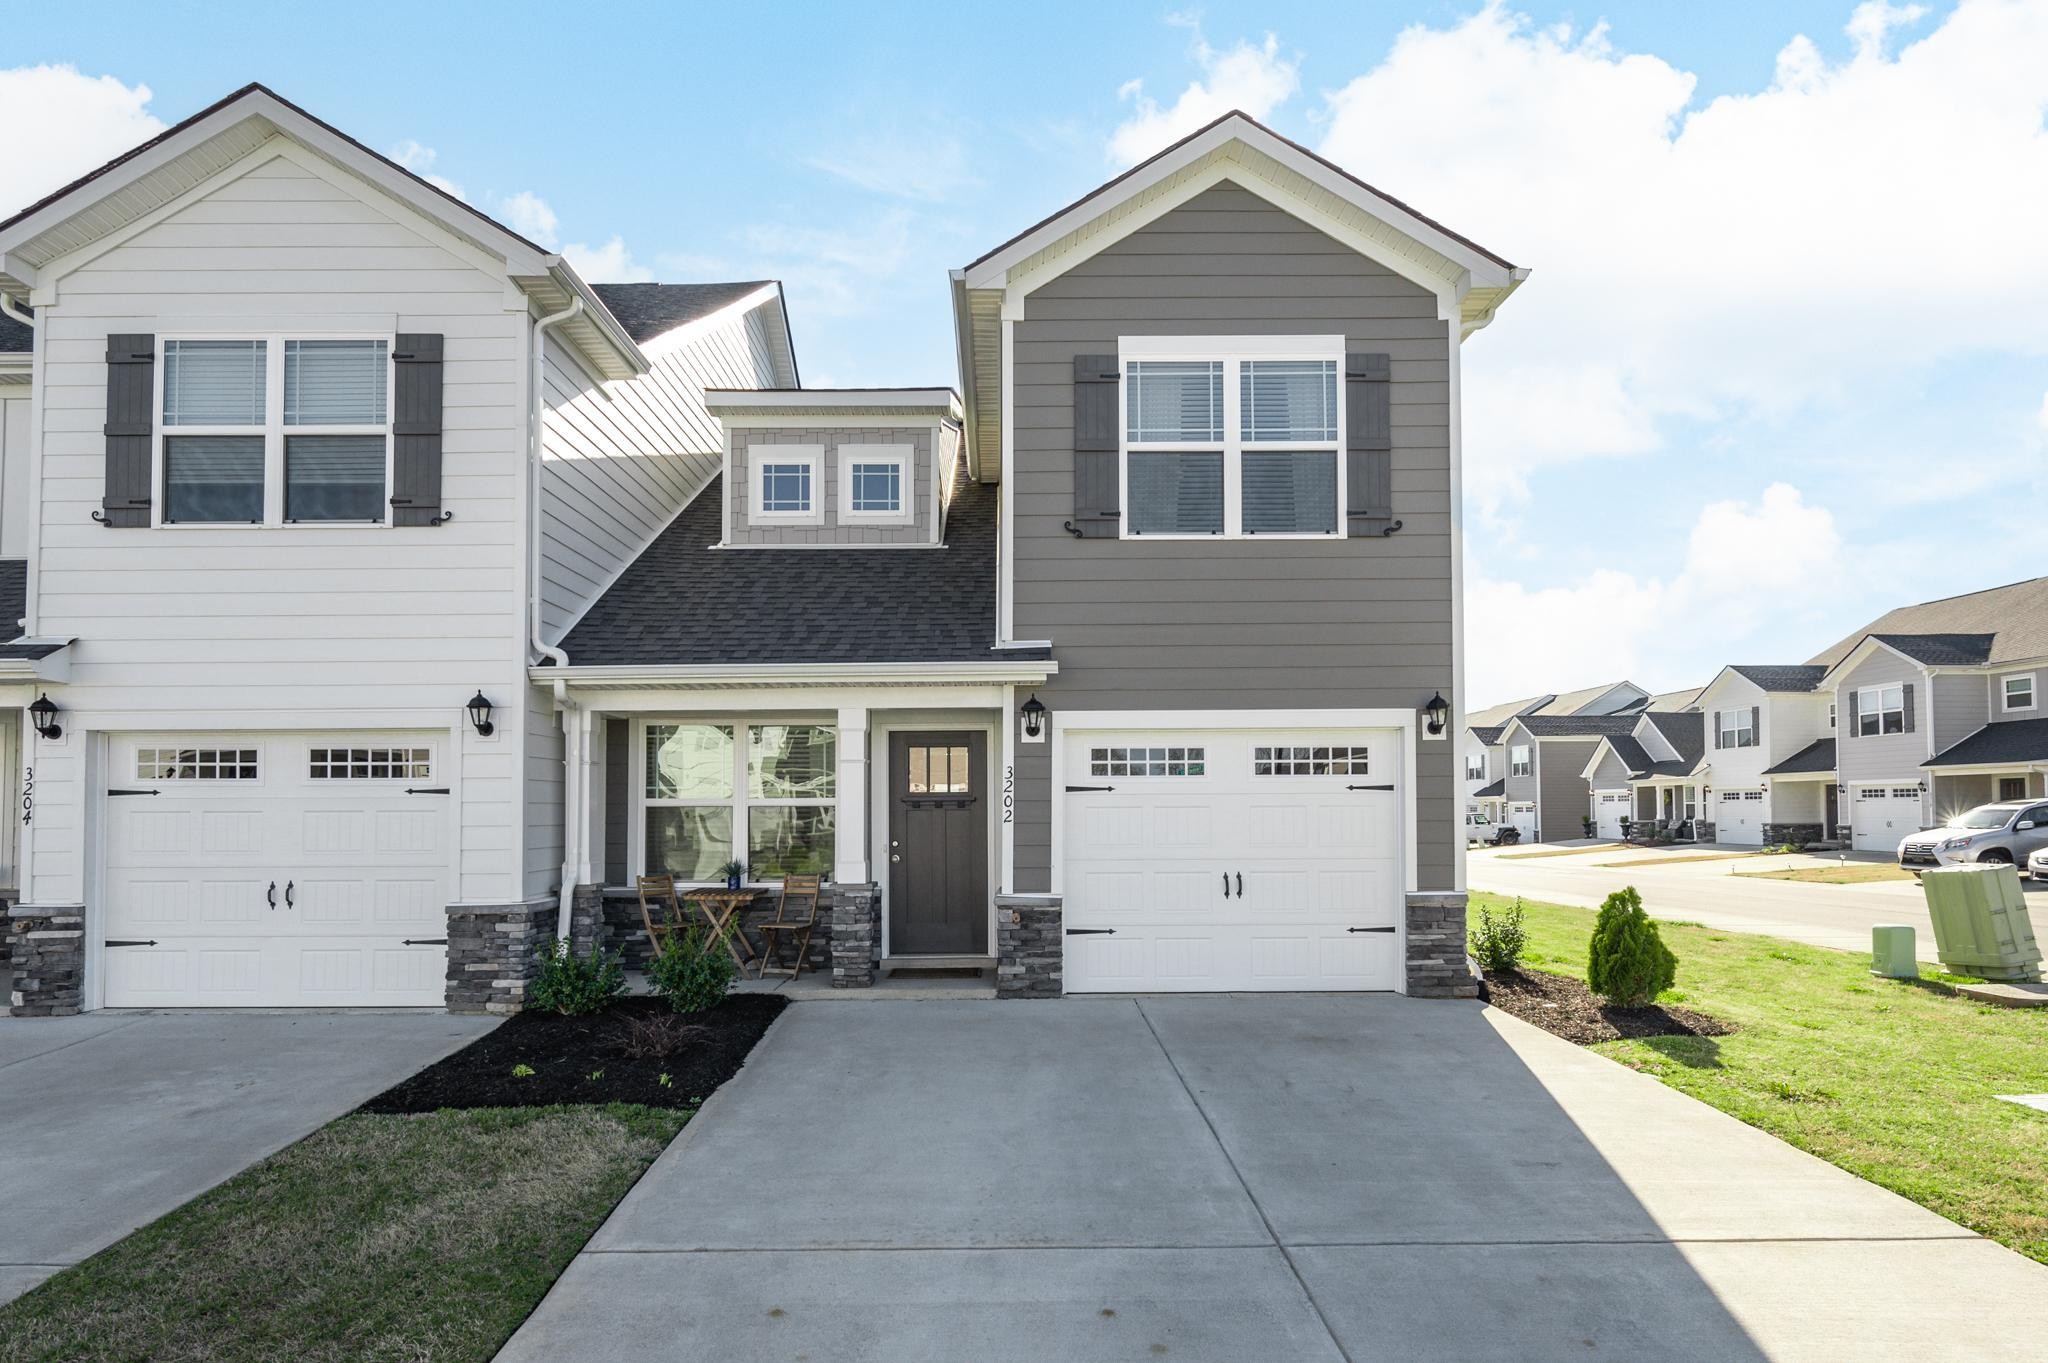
[1002,765,1014,825]
[20,764,32,826]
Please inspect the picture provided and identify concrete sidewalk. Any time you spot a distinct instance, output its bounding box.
[0,1009,495,1305]
[496,997,2046,1362]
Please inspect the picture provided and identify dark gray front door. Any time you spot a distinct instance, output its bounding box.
[888,731,988,956]
[1826,784,1841,835]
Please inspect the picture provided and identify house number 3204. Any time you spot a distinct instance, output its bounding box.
[20,764,32,826]
[1002,765,1014,825]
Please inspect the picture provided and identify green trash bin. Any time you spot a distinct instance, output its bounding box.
[1920,864,2044,982]
[1871,924,1918,979]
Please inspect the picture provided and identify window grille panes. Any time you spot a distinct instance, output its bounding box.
[1241,450,1337,534]
[1253,745,1370,776]
[1127,451,1223,535]
[1126,361,1224,443]
[137,747,259,780]
[909,745,973,793]
[308,747,431,780]
[645,806,733,881]
[849,462,901,513]
[646,724,735,799]
[1088,746,1206,777]
[760,463,812,512]
[748,805,835,879]
[284,340,388,425]
[163,340,266,426]
[286,435,386,522]
[1240,359,1338,442]
[748,725,836,799]
[164,435,265,523]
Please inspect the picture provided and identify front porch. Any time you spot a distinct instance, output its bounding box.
[1628,779,1707,842]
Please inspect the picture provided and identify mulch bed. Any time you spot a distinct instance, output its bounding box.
[359,994,788,1114]
[1481,967,1736,1046]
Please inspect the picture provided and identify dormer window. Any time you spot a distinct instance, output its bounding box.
[837,444,914,525]
[750,446,823,525]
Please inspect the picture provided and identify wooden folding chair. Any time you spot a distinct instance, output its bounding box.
[635,874,681,956]
[755,874,822,980]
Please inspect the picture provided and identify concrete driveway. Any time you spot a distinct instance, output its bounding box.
[498,998,2046,1362]
[0,1009,495,1305]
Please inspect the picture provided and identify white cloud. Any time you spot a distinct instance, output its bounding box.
[562,235,653,283]
[0,66,163,216]
[1317,0,2048,511]
[1110,33,1299,165]
[805,130,980,203]
[737,210,916,316]
[498,190,559,248]
[1469,483,1843,701]
[388,139,467,201]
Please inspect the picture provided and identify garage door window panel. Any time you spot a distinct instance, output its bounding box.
[1254,745,1368,776]
[309,747,431,780]
[137,746,259,781]
[1090,745,1206,778]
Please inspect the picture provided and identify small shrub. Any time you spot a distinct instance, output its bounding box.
[1587,885,1677,1007]
[511,1063,535,1079]
[1469,899,1528,974]
[530,938,625,1015]
[1581,816,1596,838]
[648,917,738,1014]
[612,1011,712,1060]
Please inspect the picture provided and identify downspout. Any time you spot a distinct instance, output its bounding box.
[527,295,583,938]
[0,294,33,330]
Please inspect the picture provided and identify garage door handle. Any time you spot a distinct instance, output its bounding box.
[1222,873,1230,898]
[1346,784,1394,792]
[107,788,161,797]
[1065,928,1116,936]
[1347,926,1397,934]
[284,880,294,909]
[1235,872,1243,897]
[267,881,277,911]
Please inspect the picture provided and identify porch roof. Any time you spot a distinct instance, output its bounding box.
[554,473,1033,670]
[1473,778,1506,798]
[1764,737,1836,776]
[1924,718,2048,770]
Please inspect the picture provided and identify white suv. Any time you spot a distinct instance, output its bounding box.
[1897,801,2048,872]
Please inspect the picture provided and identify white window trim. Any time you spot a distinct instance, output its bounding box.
[1509,743,1532,778]
[836,443,915,525]
[1116,334,1345,541]
[749,445,825,526]
[2001,672,2036,713]
[1854,684,1905,737]
[1715,707,1756,749]
[153,332,394,529]
[634,717,837,885]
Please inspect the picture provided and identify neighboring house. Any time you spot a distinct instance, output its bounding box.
[0,85,796,1013]
[1579,708,1708,839]
[1689,665,1834,846]
[3,91,1526,1014]
[1807,577,2048,851]
[1465,681,1646,835]
[1497,712,1642,843]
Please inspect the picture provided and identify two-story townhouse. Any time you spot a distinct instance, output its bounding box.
[1497,712,1642,844]
[1577,709,1708,839]
[0,85,796,1014]
[1471,681,1646,840]
[1808,577,2048,851]
[1688,665,1834,846]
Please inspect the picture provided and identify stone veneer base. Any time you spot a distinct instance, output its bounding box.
[8,903,85,1017]
[1406,892,1479,999]
[445,898,559,1015]
[1762,822,1825,847]
[996,894,1062,998]
[830,883,880,988]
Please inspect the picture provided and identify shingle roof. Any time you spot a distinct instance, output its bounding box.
[1467,695,1552,728]
[1764,737,1837,776]
[1869,633,1996,667]
[1639,711,1706,774]
[1809,577,2048,671]
[1470,724,1507,746]
[1535,681,1643,715]
[556,473,1018,667]
[1645,685,1704,710]
[1730,665,1829,694]
[1473,779,1506,799]
[1605,735,1652,776]
[0,311,29,353]
[1509,714,1644,739]
[587,282,774,343]
[1925,719,2048,769]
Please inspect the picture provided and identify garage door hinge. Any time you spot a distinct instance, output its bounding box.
[106,788,161,797]
[1347,926,1397,934]
[1065,784,1114,793]
[104,939,157,948]
[1346,784,1395,792]
[1065,928,1116,936]
[403,937,448,946]
[405,787,450,795]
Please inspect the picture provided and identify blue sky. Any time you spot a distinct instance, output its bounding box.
[6,1,2045,705]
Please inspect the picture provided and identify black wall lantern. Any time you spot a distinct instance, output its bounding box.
[1019,693,1048,740]
[1423,691,1449,738]
[28,692,61,740]
[466,690,495,737]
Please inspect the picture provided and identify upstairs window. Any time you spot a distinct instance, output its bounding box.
[1509,744,1532,778]
[1465,755,1486,781]
[837,444,914,525]
[2003,674,2035,712]
[1714,708,1757,748]
[159,335,390,526]
[1856,685,1904,736]
[1122,341,1342,539]
[749,445,823,525]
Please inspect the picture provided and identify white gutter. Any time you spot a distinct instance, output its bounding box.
[529,297,582,670]
[0,294,33,330]
[528,658,1059,688]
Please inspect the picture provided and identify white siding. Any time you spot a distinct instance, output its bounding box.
[524,680,563,899]
[28,149,531,904]
[537,304,785,640]
[0,391,29,559]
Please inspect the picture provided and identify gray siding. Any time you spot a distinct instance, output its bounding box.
[1538,740,1598,842]
[1588,748,1631,789]
[1502,738,1537,804]
[1011,182,1457,890]
[1836,650,1929,786]
[1990,667,2042,724]
[1930,673,1987,753]
[730,426,935,545]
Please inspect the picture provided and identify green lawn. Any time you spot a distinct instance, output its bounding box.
[0,1104,688,1363]
[1475,891,2048,1265]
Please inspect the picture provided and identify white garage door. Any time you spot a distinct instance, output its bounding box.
[1594,792,1629,839]
[103,734,450,1007]
[1509,803,1537,841]
[1060,726,1403,993]
[1853,785,1925,853]
[1716,789,1765,845]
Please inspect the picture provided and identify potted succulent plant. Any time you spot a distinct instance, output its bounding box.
[718,858,748,891]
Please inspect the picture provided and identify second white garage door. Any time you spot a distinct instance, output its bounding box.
[1594,792,1629,839]
[102,733,451,1008]
[1060,725,1403,992]
[1716,789,1765,845]
[1853,785,1926,853]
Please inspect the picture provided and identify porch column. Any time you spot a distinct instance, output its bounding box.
[835,707,870,885]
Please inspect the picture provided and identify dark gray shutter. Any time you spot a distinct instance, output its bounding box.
[1712,712,1724,750]
[1846,691,1858,735]
[1902,683,1915,733]
[100,334,155,527]
[1346,352,1393,536]
[390,333,445,527]
[1749,705,1760,748]
[1068,354,1120,538]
